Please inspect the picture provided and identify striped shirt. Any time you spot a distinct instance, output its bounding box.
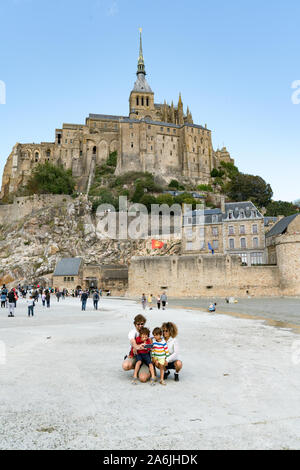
[151,340,169,360]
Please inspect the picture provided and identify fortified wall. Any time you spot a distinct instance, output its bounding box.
[0,194,72,225]
[128,234,300,297]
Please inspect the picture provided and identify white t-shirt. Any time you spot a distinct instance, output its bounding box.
[27,299,34,307]
[165,337,180,363]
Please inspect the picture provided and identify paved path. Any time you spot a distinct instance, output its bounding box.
[0,296,300,450]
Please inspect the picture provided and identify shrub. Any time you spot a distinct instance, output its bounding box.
[26,162,75,195]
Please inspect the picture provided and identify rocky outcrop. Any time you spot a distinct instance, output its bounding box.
[0,196,181,287]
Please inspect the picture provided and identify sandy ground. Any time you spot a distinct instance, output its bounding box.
[0,296,300,450]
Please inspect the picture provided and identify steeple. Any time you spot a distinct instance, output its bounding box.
[137,28,146,76]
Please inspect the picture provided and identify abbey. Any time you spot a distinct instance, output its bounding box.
[1,32,234,198]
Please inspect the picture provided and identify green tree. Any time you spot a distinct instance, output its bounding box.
[265,200,299,217]
[226,173,273,208]
[26,162,75,195]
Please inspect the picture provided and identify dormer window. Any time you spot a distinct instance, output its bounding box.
[240,210,245,219]
[212,215,218,223]
[228,211,233,219]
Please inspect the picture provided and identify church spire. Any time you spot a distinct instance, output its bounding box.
[137,28,146,76]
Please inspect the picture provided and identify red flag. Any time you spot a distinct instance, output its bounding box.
[152,240,164,249]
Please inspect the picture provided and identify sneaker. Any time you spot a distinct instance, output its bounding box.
[164,370,170,380]
[174,373,179,382]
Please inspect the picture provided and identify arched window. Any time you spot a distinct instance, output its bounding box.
[46,150,51,160]
[35,152,39,162]
[93,146,97,155]
[146,97,149,106]
[136,96,139,106]
[141,97,144,106]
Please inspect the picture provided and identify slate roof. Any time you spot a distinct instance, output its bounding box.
[223,202,263,220]
[54,258,83,276]
[265,214,299,238]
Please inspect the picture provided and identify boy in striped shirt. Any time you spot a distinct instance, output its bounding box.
[151,327,170,385]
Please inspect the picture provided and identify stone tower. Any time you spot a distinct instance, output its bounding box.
[129,29,155,120]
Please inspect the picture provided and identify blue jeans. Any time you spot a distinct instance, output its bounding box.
[28,306,34,316]
[82,300,87,311]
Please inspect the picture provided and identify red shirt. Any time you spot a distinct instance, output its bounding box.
[130,336,152,357]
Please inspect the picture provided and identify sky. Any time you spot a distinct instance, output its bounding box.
[0,0,299,201]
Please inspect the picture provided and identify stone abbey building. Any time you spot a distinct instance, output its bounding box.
[1,32,234,198]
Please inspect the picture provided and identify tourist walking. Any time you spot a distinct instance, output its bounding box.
[93,291,100,310]
[162,322,183,382]
[45,290,51,308]
[81,291,88,311]
[27,296,35,317]
[1,291,7,308]
[41,292,46,307]
[148,294,153,310]
[141,293,147,310]
[7,290,16,317]
[161,292,167,310]
[156,295,161,310]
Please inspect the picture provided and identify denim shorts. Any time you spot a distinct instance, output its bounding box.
[136,353,152,366]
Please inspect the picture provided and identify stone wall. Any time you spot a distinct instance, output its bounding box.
[0,194,72,225]
[128,254,280,298]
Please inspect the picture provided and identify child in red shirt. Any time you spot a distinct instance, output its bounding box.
[132,327,156,386]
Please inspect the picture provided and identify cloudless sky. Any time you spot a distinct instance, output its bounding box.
[0,0,299,201]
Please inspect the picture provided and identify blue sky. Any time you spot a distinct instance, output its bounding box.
[0,0,299,201]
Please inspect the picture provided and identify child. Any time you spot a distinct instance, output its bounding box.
[132,327,156,386]
[27,296,35,317]
[151,327,170,385]
[148,294,153,310]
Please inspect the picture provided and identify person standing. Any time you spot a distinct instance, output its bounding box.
[161,292,168,310]
[7,290,16,317]
[41,291,46,307]
[1,291,7,308]
[81,291,88,311]
[27,296,35,317]
[156,295,161,310]
[45,290,51,308]
[148,294,153,310]
[93,291,100,310]
[141,293,147,310]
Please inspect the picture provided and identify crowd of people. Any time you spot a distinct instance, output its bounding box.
[122,314,182,386]
[141,292,168,310]
[0,284,109,317]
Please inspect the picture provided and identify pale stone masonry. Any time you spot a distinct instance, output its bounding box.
[1,32,234,198]
[182,200,266,265]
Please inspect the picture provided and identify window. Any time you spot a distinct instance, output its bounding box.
[131,142,134,148]
[187,217,192,225]
[146,97,149,106]
[160,127,164,131]
[167,128,170,132]
[212,227,218,236]
[240,210,245,219]
[252,224,258,234]
[65,139,68,144]
[251,252,263,265]
[212,215,218,223]
[173,129,176,134]
[130,124,133,129]
[67,277,70,282]
[228,211,233,220]
[93,146,97,155]
[35,152,39,162]
[240,238,246,248]
[229,225,234,235]
[136,97,139,106]
[57,133,61,144]
[141,97,144,106]
[240,225,245,234]
[237,253,248,265]
[71,277,74,281]
[253,237,259,248]
[150,146,153,151]
[64,277,67,282]
[212,240,219,250]
[148,125,151,129]
[229,239,235,249]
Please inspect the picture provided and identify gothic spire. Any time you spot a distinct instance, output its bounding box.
[137,28,146,76]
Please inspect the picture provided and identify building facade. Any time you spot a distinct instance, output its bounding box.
[1,32,234,199]
[182,201,266,265]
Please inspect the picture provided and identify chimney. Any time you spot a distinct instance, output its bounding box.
[220,195,225,213]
